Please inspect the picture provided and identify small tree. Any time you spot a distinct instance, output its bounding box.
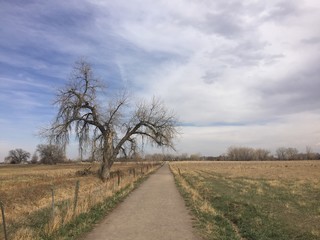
[44,59,178,180]
[30,152,39,164]
[37,144,66,164]
[5,149,30,164]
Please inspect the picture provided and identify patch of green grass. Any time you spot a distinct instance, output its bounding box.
[180,171,320,240]
[172,172,241,240]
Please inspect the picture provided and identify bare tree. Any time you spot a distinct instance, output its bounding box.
[226,146,270,161]
[276,147,287,160]
[254,148,271,161]
[190,153,202,161]
[5,148,30,164]
[227,146,255,161]
[306,146,316,160]
[44,59,177,180]
[276,147,299,160]
[30,152,39,164]
[286,147,299,160]
[37,144,66,164]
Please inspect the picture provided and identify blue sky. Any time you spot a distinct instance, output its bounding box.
[1,0,320,160]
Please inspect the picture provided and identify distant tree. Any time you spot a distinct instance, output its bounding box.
[227,146,255,161]
[144,153,174,161]
[276,147,299,160]
[226,147,270,161]
[43,59,177,180]
[30,152,39,164]
[276,147,287,160]
[37,144,66,164]
[163,154,176,161]
[254,148,271,160]
[177,153,189,161]
[286,147,299,160]
[190,153,202,161]
[306,146,316,160]
[4,148,30,164]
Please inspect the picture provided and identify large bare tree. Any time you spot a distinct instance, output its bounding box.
[5,148,30,164]
[44,59,177,180]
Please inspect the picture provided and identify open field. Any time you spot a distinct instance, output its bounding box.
[0,162,161,239]
[170,161,320,240]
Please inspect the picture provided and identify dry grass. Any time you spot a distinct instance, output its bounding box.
[174,160,320,180]
[0,162,160,239]
[171,161,320,240]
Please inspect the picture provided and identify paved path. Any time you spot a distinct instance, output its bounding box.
[83,164,200,240]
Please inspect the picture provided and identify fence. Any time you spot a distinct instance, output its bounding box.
[0,162,162,239]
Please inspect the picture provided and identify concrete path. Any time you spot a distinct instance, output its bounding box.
[82,164,200,240]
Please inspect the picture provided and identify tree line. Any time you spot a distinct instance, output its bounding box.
[3,145,319,165]
[4,145,66,164]
[223,146,319,161]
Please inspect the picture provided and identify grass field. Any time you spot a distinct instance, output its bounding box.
[170,161,320,240]
[0,162,160,239]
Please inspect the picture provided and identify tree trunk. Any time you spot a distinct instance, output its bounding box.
[99,161,111,181]
[99,133,115,181]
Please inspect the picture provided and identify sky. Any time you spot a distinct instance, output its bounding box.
[1,0,320,161]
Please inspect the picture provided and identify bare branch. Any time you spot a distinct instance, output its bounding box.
[114,97,178,155]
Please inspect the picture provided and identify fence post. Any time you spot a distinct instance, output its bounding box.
[73,180,80,214]
[51,187,55,219]
[0,201,8,240]
[117,170,121,186]
[112,177,116,192]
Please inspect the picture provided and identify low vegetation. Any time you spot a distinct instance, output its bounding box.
[170,161,320,240]
[0,161,161,239]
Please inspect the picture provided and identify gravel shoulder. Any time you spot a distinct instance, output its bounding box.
[82,163,200,240]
